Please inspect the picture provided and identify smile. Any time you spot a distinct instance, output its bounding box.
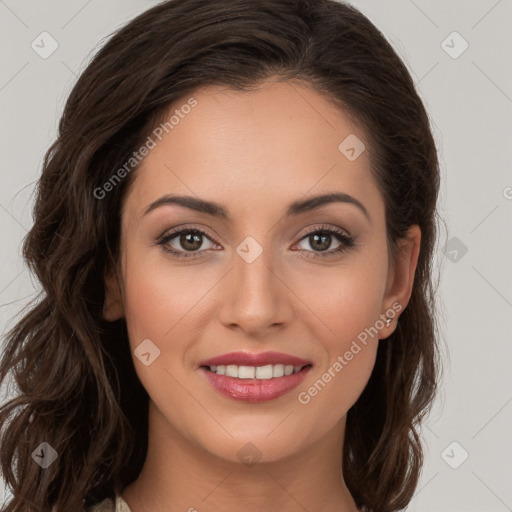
[198,351,313,402]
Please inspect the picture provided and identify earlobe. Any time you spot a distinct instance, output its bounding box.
[380,224,421,338]
[103,267,124,321]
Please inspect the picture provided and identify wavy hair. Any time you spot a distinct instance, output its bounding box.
[0,0,443,510]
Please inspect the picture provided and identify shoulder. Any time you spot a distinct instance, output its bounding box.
[86,495,132,512]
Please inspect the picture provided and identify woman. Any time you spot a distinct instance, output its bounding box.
[0,0,442,511]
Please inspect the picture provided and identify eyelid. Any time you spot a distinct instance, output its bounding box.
[297,224,351,240]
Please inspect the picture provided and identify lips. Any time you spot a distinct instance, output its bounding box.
[198,351,313,402]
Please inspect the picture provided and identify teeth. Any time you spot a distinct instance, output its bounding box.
[225,365,239,378]
[208,363,305,379]
[273,364,284,377]
[255,365,273,379]
[239,365,255,379]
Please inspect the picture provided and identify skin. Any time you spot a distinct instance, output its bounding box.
[104,78,421,512]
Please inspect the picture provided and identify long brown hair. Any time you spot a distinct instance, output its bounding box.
[0,1,443,510]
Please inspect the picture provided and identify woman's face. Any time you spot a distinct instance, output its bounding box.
[105,79,419,464]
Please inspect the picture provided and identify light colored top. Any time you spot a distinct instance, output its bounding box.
[87,494,132,512]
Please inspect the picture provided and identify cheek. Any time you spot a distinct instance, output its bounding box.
[291,257,386,418]
[120,256,205,420]
[121,251,208,345]
[294,281,382,432]
[120,251,219,395]
[292,251,388,347]
[296,343,378,444]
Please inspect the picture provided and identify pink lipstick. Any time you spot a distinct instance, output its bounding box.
[198,351,312,402]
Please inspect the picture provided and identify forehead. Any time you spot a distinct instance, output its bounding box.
[124,79,384,221]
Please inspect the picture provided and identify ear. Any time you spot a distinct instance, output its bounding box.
[379,224,421,339]
[103,265,124,321]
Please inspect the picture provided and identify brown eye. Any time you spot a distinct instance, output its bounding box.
[158,228,218,258]
[306,232,333,252]
[178,231,203,251]
[295,226,355,258]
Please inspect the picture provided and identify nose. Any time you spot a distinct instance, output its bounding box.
[218,244,293,338]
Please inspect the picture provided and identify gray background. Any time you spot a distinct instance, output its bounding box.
[1,0,511,510]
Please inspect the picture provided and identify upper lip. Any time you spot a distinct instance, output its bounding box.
[199,351,312,368]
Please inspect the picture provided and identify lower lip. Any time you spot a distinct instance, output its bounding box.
[200,366,312,402]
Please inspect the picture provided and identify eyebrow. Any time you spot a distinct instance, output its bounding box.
[143,192,370,221]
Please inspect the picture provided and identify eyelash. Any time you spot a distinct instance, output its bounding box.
[156,224,356,260]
